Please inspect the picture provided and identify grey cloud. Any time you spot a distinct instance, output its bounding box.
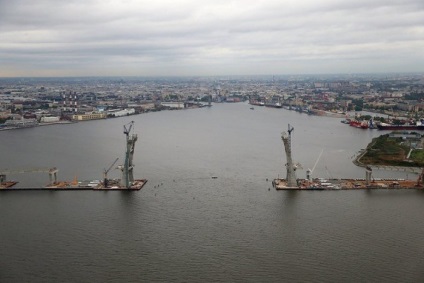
[0,0,423,76]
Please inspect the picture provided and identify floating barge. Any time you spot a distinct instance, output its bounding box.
[274,124,424,191]
[273,178,423,190]
[0,179,147,191]
[0,181,19,189]
[1,121,148,192]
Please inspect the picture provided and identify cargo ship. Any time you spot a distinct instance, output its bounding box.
[264,102,283,108]
[249,100,265,106]
[376,122,424,131]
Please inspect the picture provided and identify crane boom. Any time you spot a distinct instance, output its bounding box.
[104,158,119,175]
[124,121,134,136]
[311,149,324,173]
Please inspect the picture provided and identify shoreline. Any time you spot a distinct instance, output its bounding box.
[0,120,75,131]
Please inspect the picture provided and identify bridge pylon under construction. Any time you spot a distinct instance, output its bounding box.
[120,121,138,188]
[281,124,299,187]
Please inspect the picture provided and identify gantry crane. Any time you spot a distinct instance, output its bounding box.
[0,167,58,184]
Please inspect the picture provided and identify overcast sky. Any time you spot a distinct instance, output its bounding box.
[0,0,423,77]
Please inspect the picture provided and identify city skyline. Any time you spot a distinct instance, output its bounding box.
[1,0,424,77]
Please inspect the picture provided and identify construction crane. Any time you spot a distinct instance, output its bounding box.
[287,124,294,135]
[123,121,134,137]
[103,158,119,187]
[306,149,324,182]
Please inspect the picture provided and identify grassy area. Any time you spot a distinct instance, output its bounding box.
[409,150,424,163]
[359,134,424,167]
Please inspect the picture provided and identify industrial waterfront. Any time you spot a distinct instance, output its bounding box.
[1,103,424,282]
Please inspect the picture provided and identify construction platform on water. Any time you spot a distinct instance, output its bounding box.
[1,121,147,191]
[273,178,422,190]
[0,179,148,191]
[274,124,424,190]
[0,181,19,189]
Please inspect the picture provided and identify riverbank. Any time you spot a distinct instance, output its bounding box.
[353,134,423,174]
[0,120,74,131]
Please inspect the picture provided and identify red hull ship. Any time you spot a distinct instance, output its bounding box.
[349,120,368,129]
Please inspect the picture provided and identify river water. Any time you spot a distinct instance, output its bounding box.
[1,103,424,282]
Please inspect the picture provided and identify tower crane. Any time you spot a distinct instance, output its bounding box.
[123,121,134,136]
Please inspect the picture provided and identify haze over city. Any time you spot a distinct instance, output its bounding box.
[1,0,424,77]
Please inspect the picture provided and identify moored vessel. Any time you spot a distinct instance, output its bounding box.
[376,122,424,131]
[349,120,368,129]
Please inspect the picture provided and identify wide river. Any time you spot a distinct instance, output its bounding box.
[1,103,423,282]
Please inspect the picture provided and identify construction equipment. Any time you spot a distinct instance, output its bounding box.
[306,149,324,182]
[123,121,134,136]
[103,158,119,187]
[0,167,58,184]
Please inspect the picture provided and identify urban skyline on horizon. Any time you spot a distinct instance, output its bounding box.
[1,0,424,77]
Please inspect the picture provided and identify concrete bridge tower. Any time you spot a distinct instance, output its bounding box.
[121,121,138,188]
[281,124,298,187]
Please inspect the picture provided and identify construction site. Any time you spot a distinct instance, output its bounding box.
[273,124,424,190]
[1,121,147,191]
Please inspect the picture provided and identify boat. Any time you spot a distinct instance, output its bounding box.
[376,122,424,131]
[249,100,265,106]
[264,102,282,108]
[349,120,368,129]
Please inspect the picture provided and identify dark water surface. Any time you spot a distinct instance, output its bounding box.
[1,103,424,282]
